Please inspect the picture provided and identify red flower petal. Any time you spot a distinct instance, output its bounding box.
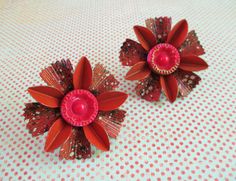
[73,56,92,90]
[44,118,72,152]
[120,39,147,66]
[167,19,188,48]
[160,74,178,103]
[125,62,151,80]
[96,109,126,138]
[174,69,201,97]
[59,128,91,160]
[145,17,172,43]
[179,55,208,71]
[40,59,73,94]
[135,75,161,102]
[133,26,157,51]
[89,63,119,95]
[28,86,64,108]
[83,122,110,151]
[23,103,60,137]
[179,30,205,57]
[97,91,128,111]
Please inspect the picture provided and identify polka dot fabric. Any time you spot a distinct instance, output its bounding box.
[0,0,235,180]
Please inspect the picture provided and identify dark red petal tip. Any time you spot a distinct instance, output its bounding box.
[28,86,64,108]
[125,62,151,80]
[97,91,128,111]
[133,25,157,51]
[167,19,188,48]
[73,56,92,90]
[44,118,72,152]
[83,122,110,151]
[160,75,178,103]
[179,55,208,71]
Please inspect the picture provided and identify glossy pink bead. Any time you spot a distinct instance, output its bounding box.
[147,43,180,75]
[60,90,98,127]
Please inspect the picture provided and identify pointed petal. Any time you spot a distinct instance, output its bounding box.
[59,128,91,160]
[83,122,110,151]
[28,86,64,108]
[89,64,119,96]
[174,69,201,97]
[73,56,92,90]
[145,17,172,43]
[135,75,161,102]
[40,59,73,94]
[179,55,208,71]
[160,74,178,103]
[23,103,60,137]
[179,30,205,57]
[119,39,147,66]
[97,91,128,111]
[44,118,72,152]
[133,26,157,51]
[96,109,126,138]
[167,19,188,48]
[125,62,151,80]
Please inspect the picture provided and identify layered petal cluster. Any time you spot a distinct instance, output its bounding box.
[120,17,208,102]
[23,57,128,160]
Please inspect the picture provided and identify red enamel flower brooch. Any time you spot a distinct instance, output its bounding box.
[120,17,208,102]
[23,57,128,160]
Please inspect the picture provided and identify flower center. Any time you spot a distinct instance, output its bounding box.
[61,89,98,127]
[147,43,180,75]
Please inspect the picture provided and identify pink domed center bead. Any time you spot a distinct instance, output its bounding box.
[72,99,88,115]
[147,43,180,75]
[61,90,98,127]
